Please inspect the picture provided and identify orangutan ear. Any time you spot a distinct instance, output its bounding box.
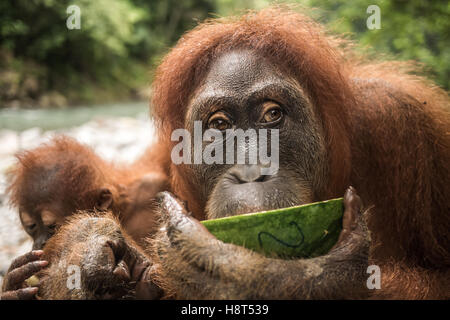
[95,187,113,211]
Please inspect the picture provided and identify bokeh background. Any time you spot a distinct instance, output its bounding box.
[1,0,448,110]
[0,0,448,289]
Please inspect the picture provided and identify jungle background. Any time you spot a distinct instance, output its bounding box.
[1,0,448,109]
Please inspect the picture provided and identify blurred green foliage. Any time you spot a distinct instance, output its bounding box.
[0,0,218,106]
[0,0,448,108]
[303,0,450,91]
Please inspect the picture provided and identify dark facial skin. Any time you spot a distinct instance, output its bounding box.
[185,50,327,218]
[20,204,65,250]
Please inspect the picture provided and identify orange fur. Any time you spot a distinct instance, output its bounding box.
[149,8,450,298]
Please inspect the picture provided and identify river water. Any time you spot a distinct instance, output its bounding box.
[0,101,149,131]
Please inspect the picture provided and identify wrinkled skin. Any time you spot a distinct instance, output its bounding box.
[180,50,327,219]
[1,251,48,300]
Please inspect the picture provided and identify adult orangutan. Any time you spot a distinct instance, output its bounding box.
[5,7,450,299]
[146,8,450,299]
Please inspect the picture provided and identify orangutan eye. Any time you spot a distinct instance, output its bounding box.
[47,223,57,231]
[261,101,283,124]
[207,112,232,131]
[27,223,37,233]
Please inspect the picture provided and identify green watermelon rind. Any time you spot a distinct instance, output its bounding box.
[201,198,344,259]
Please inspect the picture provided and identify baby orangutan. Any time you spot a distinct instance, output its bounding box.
[1,136,168,300]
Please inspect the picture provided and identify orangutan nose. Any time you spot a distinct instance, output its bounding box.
[32,234,50,250]
[228,165,267,184]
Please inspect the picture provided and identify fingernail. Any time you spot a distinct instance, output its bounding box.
[38,260,49,267]
[113,260,131,281]
[33,250,44,256]
[344,188,351,197]
[25,287,39,293]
